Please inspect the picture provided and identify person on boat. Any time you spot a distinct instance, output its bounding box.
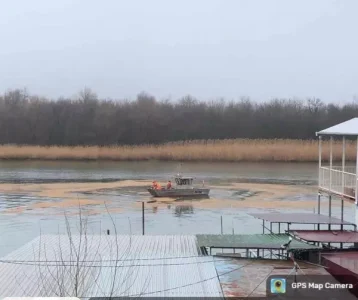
[152,181,158,189]
[166,181,172,189]
[155,182,162,190]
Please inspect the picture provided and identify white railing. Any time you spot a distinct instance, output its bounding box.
[319,166,356,199]
[328,165,356,174]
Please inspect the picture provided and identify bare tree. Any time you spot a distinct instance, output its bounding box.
[15,202,152,298]
[1,88,358,145]
[79,87,98,103]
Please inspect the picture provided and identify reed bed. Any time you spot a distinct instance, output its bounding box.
[0,139,356,162]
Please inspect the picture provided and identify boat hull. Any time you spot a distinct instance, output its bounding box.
[147,188,210,197]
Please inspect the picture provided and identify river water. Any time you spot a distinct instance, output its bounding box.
[0,161,355,257]
[0,161,317,184]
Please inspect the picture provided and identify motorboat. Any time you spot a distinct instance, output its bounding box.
[147,175,210,198]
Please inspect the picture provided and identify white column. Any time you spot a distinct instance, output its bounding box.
[342,136,345,195]
[329,137,333,226]
[341,136,345,230]
[318,136,322,219]
[319,136,322,188]
[356,137,358,205]
[355,137,358,230]
[329,136,333,191]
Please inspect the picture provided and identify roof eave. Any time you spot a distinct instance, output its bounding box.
[316,132,358,137]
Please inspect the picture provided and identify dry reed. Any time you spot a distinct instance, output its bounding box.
[0,139,355,162]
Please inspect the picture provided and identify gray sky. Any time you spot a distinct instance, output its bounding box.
[0,0,357,102]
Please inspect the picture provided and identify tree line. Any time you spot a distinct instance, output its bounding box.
[0,88,357,146]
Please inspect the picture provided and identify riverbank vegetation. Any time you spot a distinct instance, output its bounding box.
[0,139,355,162]
[1,88,358,146]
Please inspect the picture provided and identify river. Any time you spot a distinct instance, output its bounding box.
[0,161,355,257]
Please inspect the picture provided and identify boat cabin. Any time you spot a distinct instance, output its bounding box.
[175,176,193,186]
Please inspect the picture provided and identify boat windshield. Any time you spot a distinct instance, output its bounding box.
[175,177,193,185]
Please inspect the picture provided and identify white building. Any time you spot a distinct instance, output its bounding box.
[316,117,358,228]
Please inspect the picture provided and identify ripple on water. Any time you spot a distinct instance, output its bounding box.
[230,189,261,200]
[278,193,317,201]
[0,194,43,212]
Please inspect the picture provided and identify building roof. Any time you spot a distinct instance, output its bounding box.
[0,234,223,298]
[250,213,355,226]
[214,258,342,298]
[196,234,320,250]
[290,230,358,243]
[322,252,358,276]
[316,118,358,136]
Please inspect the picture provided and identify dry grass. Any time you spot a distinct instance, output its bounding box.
[0,139,355,162]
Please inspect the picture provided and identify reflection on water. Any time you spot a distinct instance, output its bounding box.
[174,204,194,216]
[175,194,210,201]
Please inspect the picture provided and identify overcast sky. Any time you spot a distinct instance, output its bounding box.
[0,0,357,102]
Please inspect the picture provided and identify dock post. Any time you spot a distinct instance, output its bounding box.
[220,216,223,234]
[270,222,273,257]
[142,201,145,235]
[342,136,345,197]
[328,194,332,230]
[278,223,280,234]
[341,198,344,231]
[317,193,321,230]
